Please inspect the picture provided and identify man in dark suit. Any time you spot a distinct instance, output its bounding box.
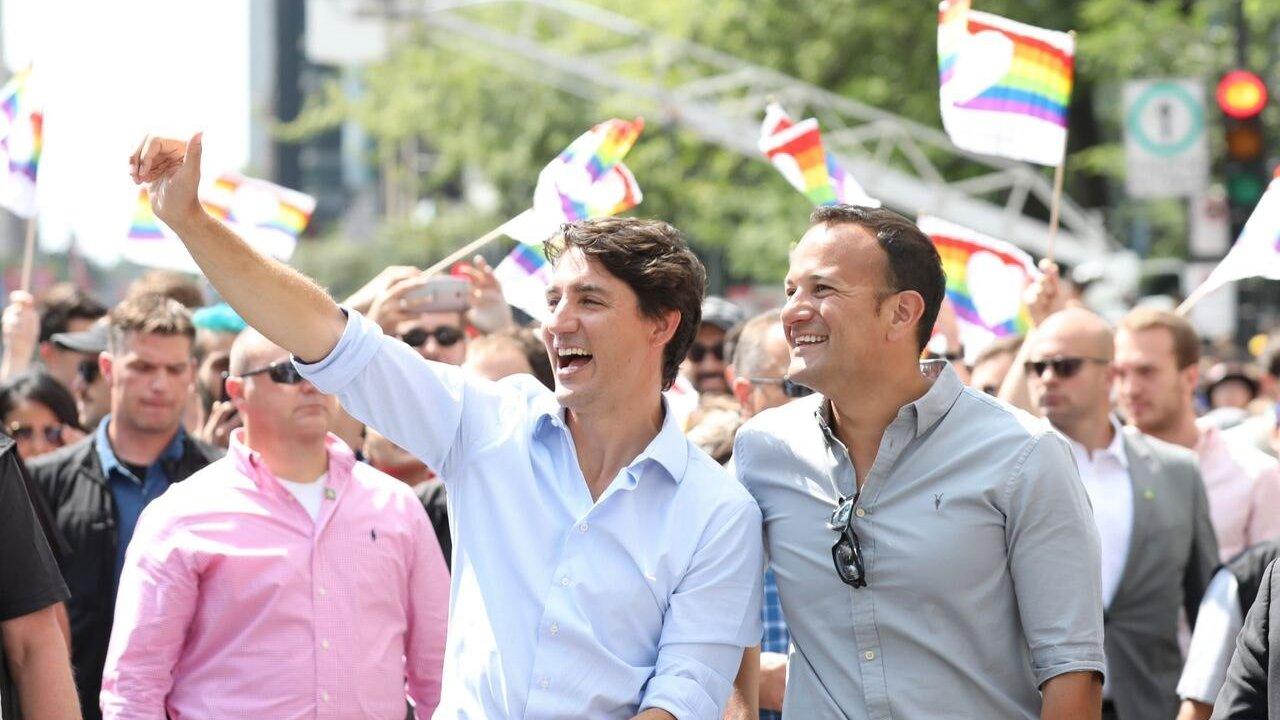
[1212,558,1280,718]
[28,294,220,720]
[1025,307,1219,720]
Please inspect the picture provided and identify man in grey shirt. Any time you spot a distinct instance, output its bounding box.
[734,205,1106,719]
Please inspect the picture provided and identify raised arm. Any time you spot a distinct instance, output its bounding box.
[130,134,344,363]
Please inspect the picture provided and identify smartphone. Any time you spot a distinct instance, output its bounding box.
[402,275,471,313]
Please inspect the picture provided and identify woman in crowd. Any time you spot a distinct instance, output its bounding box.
[0,369,84,460]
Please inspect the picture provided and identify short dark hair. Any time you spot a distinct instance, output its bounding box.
[970,334,1024,370]
[808,205,945,352]
[108,294,196,355]
[125,270,206,310]
[0,369,82,431]
[546,217,706,390]
[37,284,107,344]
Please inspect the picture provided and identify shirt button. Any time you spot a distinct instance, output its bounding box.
[577,522,588,533]
[321,639,330,650]
[321,690,330,702]
[560,576,571,587]
[538,677,550,689]
[854,507,866,518]
[317,587,327,597]
[864,650,876,661]
[549,622,559,636]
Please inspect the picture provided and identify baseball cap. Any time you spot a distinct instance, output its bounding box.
[700,296,745,332]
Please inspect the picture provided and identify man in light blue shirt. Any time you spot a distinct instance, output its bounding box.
[129,133,765,720]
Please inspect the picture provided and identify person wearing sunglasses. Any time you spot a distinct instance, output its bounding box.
[0,369,84,461]
[724,309,811,719]
[677,296,744,396]
[51,319,114,432]
[1026,308,1217,720]
[132,133,763,720]
[733,205,1105,719]
[102,330,448,719]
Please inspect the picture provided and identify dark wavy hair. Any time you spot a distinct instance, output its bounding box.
[546,217,707,390]
[809,205,946,351]
[0,370,82,431]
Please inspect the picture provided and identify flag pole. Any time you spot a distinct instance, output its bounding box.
[423,224,508,277]
[19,216,36,292]
[1045,29,1076,267]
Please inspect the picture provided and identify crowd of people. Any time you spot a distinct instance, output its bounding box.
[0,132,1279,719]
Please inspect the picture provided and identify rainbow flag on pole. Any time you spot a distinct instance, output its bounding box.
[918,215,1038,350]
[125,172,315,272]
[0,67,42,217]
[496,118,646,319]
[758,103,878,207]
[937,0,1074,166]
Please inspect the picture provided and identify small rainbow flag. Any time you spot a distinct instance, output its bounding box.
[201,172,315,239]
[0,67,42,217]
[536,118,645,224]
[127,188,165,240]
[937,0,1074,166]
[493,241,555,322]
[758,103,878,207]
[918,215,1038,341]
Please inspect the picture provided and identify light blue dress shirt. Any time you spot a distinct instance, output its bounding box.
[296,310,764,720]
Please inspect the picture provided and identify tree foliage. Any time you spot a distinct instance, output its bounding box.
[287,0,1280,289]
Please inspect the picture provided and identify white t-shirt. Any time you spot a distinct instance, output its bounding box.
[278,473,329,522]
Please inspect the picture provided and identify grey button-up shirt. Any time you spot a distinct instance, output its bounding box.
[734,362,1105,719]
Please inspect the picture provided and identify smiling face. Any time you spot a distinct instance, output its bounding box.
[102,331,195,438]
[781,223,901,396]
[542,247,676,413]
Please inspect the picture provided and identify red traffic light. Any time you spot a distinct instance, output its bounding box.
[1217,70,1268,119]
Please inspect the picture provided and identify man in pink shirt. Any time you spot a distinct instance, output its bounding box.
[100,330,449,719]
[1115,307,1280,562]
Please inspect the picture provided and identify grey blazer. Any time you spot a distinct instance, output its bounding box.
[1103,428,1219,720]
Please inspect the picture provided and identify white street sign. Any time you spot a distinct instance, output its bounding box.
[1124,79,1210,198]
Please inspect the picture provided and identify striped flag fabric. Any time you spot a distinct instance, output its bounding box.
[758,103,878,207]
[0,67,42,217]
[937,0,1075,166]
[918,215,1039,354]
[126,172,315,272]
[493,242,555,322]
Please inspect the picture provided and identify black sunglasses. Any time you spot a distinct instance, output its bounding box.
[399,326,464,349]
[1024,356,1109,379]
[8,421,65,446]
[747,376,814,398]
[688,342,725,363]
[828,495,867,588]
[77,357,100,384]
[238,360,305,385]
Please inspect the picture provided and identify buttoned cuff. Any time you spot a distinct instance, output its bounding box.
[641,674,721,720]
[293,308,385,395]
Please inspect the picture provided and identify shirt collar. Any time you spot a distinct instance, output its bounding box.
[94,414,187,477]
[815,360,964,442]
[534,395,690,484]
[227,427,357,493]
[1059,415,1130,469]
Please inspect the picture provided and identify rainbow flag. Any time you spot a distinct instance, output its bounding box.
[533,118,645,225]
[125,172,315,272]
[493,241,555,322]
[918,215,1038,345]
[758,103,879,208]
[937,0,1074,166]
[0,67,42,217]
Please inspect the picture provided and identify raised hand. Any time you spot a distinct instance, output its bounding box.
[1024,259,1065,328]
[457,255,514,333]
[0,290,40,381]
[130,133,205,230]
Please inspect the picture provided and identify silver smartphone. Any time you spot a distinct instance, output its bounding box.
[402,275,471,313]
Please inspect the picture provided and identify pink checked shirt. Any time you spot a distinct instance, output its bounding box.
[1197,419,1280,562]
[100,430,449,720]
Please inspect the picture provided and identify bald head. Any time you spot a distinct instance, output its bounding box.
[229,329,287,376]
[1033,307,1114,361]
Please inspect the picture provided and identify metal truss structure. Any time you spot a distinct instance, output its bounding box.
[357,0,1121,266]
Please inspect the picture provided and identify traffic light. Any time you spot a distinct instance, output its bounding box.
[1216,70,1269,235]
